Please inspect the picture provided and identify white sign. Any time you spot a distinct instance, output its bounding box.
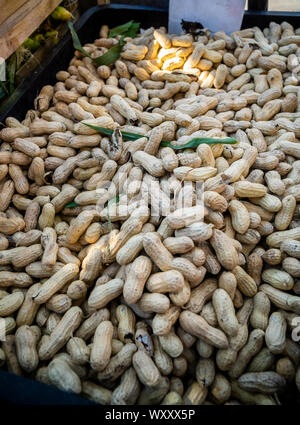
[169,0,246,35]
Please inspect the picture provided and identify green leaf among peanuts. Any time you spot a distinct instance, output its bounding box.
[68,20,140,66]
[93,40,125,66]
[82,123,147,141]
[160,137,238,149]
[67,21,92,59]
[68,21,121,66]
[109,20,140,38]
[82,123,238,148]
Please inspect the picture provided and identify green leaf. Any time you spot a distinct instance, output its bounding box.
[160,137,238,149]
[82,123,148,141]
[121,130,147,141]
[123,22,140,38]
[82,123,114,137]
[65,201,79,208]
[109,21,140,38]
[82,123,238,149]
[108,195,120,208]
[109,21,133,37]
[67,21,93,60]
[68,21,125,66]
[91,40,124,66]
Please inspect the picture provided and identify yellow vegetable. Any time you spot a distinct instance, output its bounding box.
[51,6,72,21]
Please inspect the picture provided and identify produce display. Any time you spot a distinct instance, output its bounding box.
[0,19,300,405]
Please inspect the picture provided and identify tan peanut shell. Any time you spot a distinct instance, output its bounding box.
[238,372,286,394]
[212,288,239,337]
[15,325,39,373]
[90,321,113,372]
[33,263,79,304]
[123,256,152,304]
[48,357,81,394]
[265,312,287,354]
[180,310,228,349]
[133,349,161,387]
[250,292,271,330]
[38,307,83,361]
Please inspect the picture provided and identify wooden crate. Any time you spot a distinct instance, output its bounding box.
[0,0,62,60]
[15,7,80,85]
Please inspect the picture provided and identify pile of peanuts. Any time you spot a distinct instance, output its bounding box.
[0,20,300,405]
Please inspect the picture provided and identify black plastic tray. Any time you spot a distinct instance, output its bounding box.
[0,370,96,405]
[0,3,299,405]
[1,4,300,122]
